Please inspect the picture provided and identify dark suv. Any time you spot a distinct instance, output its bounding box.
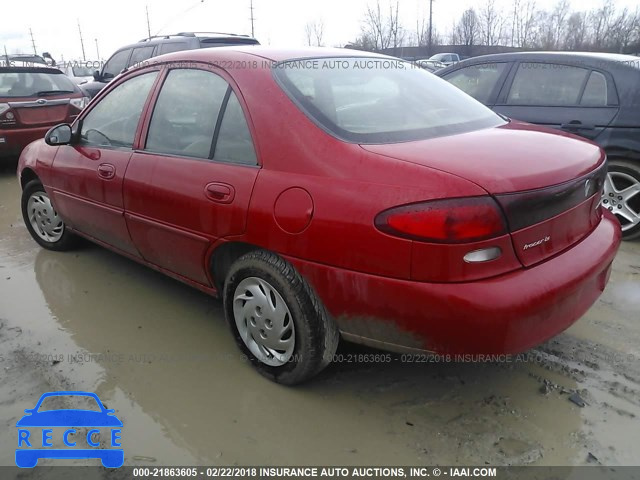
[437,52,640,239]
[82,32,259,98]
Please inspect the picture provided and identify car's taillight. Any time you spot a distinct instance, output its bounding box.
[375,196,507,243]
[70,97,90,110]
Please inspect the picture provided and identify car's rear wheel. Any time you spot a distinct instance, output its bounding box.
[21,179,77,251]
[223,250,339,385]
[603,159,640,240]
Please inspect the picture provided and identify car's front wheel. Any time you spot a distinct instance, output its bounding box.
[223,250,339,385]
[21,179,77,251]
[603,159,640,240]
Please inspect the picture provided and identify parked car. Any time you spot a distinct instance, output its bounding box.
[0,65,89,160]
[437,52,640,239]
[429,53,461,66]
[415,59,446,72]
[58,60,95,85]
[17,47,620,384]
[81,32,260,98]
[2,54,49,66]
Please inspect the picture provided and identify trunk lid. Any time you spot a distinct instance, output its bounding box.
[362,121,607,267]
[8,98,74,127]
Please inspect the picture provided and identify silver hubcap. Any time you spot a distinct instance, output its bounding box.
[233,277,295,367]
[27,191,64,243]
[603,172,640,232]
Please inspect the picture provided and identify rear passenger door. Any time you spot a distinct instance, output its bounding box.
[124,66,260,286]
[494,62,620,141]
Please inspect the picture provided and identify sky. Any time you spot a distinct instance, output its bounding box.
[1,0,637,62]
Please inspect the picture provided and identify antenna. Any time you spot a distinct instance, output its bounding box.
[77,20,86,61]
[250,0,255,37]
[29,28,37,55]
[428,0,434,53]
[95,38,100,60]
[146,5,152,39]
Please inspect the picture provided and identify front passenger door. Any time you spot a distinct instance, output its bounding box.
[50,71,160,256]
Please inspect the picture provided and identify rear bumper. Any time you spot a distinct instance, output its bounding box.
[0,126,51,158]
[289,212,622,354]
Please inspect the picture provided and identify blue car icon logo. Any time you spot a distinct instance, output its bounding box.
[16,391,123,468]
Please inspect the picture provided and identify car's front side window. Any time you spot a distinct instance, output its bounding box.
[102,49,132,80]
[444,63,507,104]
[507,63,590,106]
[145,69,229,158]
[128,46,155,68]
[80,71,158,148]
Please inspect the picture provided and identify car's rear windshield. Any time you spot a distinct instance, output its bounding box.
[273,57,505,144]
[0,69,76,98]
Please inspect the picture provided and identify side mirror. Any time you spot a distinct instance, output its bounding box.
[93,70,102,81]
[45,124,73,146]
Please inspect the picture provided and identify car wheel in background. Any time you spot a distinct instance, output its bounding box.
[223,250,339,385]
[21,180,78,251]
[603,160,640,240]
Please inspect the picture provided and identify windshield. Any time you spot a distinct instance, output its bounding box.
[0,71,76,98]
[429,54,448,62]
[274,57,505,144]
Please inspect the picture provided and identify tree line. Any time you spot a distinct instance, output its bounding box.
[344,0,640,54]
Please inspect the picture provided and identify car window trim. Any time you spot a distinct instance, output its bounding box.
[209,86,233,159]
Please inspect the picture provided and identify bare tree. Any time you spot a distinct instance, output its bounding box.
[362,0,391,50]
[589,0,616,47]
[455,8,480,46]
[304,19,325,47]
[565,11,589,50]
[388,1,406,50]
[608,8,639,52]
[479,0,506,46]
[510,0,538,48]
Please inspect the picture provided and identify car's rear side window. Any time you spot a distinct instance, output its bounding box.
[129,46,155,67]
[145,69,228,158]
[214,92,257,165]
[274,57,504,144]
[581,71,608,106]
[159,42,189,55]
[507,63,590,106]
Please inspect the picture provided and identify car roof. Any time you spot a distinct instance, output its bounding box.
[116,32,259,51]
[451,51,639,67]
[0,64,63,73]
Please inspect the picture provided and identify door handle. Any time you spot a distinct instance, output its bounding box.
[97,163,116,180]
[561,121,595,131]
[205,182,235,204]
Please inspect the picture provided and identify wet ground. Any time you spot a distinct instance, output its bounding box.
[1,161,639,468]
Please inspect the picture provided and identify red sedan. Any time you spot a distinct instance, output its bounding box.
[17,47,621,384]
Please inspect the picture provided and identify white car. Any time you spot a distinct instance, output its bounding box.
[57,60,94,85]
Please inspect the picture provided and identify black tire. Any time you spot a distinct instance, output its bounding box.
[606,159,640,240]
[21,179,78,251]
[223,250,339,385]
